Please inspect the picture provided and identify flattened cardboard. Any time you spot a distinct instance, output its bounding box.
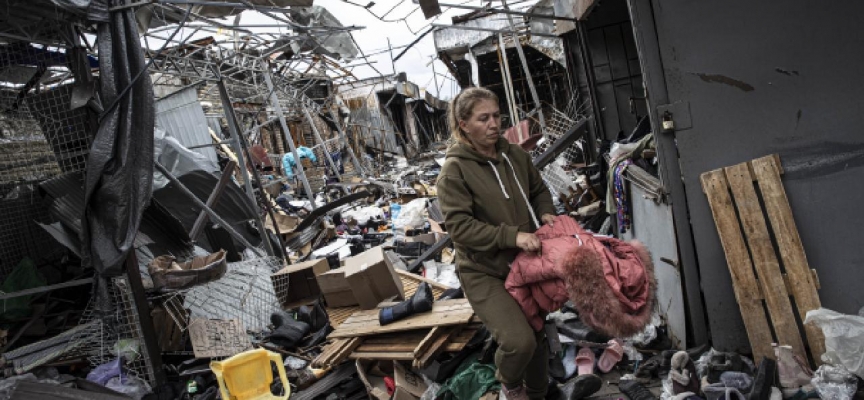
[270,258,329,308]
[316,267,357,307]
[344,246,405,309]
[188,319,252,358]
[393,361,428,399]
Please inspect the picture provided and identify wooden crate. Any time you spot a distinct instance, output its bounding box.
[701,154,824,365]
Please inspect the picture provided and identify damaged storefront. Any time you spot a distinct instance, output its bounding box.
[0,0,863,399]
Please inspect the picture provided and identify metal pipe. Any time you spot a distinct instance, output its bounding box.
[500,0,546,131]
[155,162,267,257]
[263,71,317,208]
[330,108,365,177]
[215,80,277,258]
[498,34,524,141]
[190,160,236,240]
[303,107,342,180]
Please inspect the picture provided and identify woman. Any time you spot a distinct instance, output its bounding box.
[437,87,556,400]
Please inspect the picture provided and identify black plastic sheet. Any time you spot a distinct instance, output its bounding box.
[81,0,154,277]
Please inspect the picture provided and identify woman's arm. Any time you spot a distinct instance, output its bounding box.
[437,174,519,252]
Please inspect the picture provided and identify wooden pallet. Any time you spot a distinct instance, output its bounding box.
[325,269,450,328]
[329,299,474,339]
[312,321,482,369]
[701,154,825,365]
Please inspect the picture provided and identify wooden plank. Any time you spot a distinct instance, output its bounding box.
[329,337,362,366]
[415,326,461,369]
[329,299,473,339]
[751,155,825,363]
[349,351,415,360]
[724,163,806,359]
[700,169,775,362]
[356,343,419,352]
[413,327,444,357]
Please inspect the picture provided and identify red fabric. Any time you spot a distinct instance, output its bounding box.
[503,120,531,144]
[504,215,656,337]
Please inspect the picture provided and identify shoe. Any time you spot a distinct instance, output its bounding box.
[706,352,747,383]
[561,374,602,400]
[575,347,595,376]
[503,384,530,400]
[597,339,624,373]
[671,351,701,395]
[619,379,656,400]
[773,344,813,397]
[748,358,776,400]
[379,282,434,325]
[296,300,328,332]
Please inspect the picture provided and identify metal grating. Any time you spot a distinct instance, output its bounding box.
[169,257,284,334]
[0,41,92,278]
[76,276,158,387]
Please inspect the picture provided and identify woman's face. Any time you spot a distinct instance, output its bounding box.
[459,99,501,150]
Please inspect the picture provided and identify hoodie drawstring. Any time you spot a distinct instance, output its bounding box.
[487,160,510,199]
[501,153,541,229]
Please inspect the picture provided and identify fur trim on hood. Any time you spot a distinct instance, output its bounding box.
[560,239,657,338]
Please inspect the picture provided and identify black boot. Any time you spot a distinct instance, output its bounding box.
[748,358,777,400]
[379,282,434,325]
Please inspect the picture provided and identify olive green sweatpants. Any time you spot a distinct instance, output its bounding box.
[459,270,548,399]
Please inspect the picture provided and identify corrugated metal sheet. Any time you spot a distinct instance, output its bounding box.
[156,86,217,164]
[433,13,565,66]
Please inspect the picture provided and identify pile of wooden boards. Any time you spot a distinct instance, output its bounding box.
[314,270,481,369]
[701,154,824,365]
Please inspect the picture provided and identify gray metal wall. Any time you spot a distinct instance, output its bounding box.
[638,0,864,352]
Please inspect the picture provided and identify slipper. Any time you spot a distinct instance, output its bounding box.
[597,339,624,373]
[575,347,595,376]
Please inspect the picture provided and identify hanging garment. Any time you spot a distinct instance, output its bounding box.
[504,215,656,338]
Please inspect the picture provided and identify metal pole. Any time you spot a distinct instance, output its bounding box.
[498,34,524,141]
[155,162,267,257]
[216,79,277,257]
[263,71,317,208]
[499,0,546,132]
[430,56,440,98]
[330,108,365,177]
[302,107,342,181]
[124,253,167,386]
[387,38,397,75]
[216,80,255,201]
[190,160,237,239]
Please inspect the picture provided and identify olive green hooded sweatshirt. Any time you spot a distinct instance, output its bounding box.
[437,138,555,279]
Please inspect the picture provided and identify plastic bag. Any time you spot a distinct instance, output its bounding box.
[105,374,152,400]
[804,308,864,379]
[87,358,123,386]
[393,198,428,232]
[112,339,140,363]
[811,364,857,400]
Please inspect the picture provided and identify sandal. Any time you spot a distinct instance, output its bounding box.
[597,339,624,373]
[575,347,595,376]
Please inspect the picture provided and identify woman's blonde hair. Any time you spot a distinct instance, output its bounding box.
[447,87,499,144]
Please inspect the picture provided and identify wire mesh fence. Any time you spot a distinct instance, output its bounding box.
[0,41,92,278]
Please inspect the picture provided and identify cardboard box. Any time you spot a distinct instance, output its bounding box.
[265,213,300,234]
[270,258,329,308]
[315,267,358,307]
[356,360,428,400]
[344,246,405,309]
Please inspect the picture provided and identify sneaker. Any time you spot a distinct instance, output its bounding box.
[561,374,602,399]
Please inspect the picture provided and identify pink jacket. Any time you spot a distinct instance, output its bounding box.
[504,216,656,337]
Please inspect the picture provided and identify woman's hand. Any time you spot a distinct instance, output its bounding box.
[516,232,541,253]
[541,213,556,227]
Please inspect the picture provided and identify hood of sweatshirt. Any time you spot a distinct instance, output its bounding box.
[437,137,555,278]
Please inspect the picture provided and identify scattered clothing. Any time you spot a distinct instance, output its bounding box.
[612,159,633,233]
